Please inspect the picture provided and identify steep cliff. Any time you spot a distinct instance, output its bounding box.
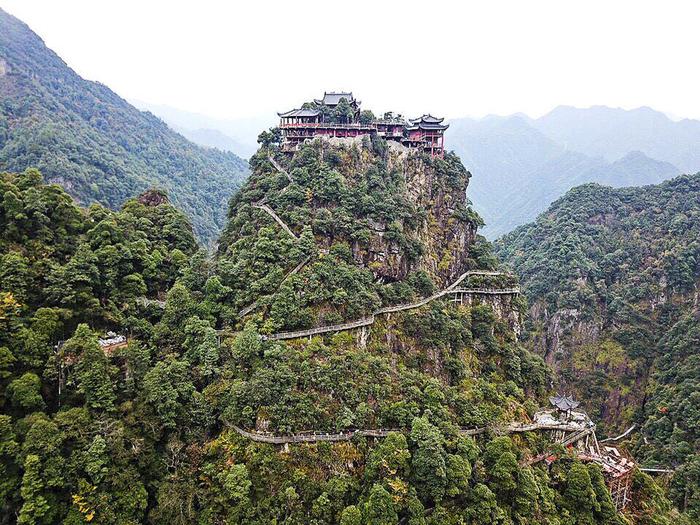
[216,136,502,333]
[497,175,700,519]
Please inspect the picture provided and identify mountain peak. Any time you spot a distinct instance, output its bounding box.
[0,8,248,243]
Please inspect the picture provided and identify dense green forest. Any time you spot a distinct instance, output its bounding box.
[0,8,248,244]
[497,174,700,520]
[0,128,685,523]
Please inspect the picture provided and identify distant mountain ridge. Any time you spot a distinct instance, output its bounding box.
[534,105,700,173]
[447,106,695,238]
[131,100,276,159]
[128,98,695,240]
[0,8,248,243]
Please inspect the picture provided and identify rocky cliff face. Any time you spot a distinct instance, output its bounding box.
[217,135,518,334]
[302,137,478,287]
[497,176,700,435]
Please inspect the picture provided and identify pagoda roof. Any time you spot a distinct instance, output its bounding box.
[409,114,445,124]
[549,394,580,411]
[406,122,449,131]
[278,108,321,118]
[315,92,358,106]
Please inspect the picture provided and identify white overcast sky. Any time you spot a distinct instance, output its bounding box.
[3,0,700,121]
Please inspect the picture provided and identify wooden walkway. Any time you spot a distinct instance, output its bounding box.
[265,270,519,341]
[229,420,588,445]
[268,155,293,182]
[136,297,166,309]
[253,203,299,240]
[237,256,313,318]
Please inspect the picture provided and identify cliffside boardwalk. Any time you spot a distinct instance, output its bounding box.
[262,269,520,341]
[252,203,299,240]
[229,397,637,512]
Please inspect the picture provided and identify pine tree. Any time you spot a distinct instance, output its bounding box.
[69,324,115,411]
[18,455,51,525]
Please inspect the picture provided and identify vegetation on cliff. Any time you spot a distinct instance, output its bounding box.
[0,136,684,523]
[0,8,248,243]
[497,174,700,520]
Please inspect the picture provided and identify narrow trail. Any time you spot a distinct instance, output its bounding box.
[249,155,298,239]
[600,424,636,443]
[229,420,587,445]
[268,155,293,182]
[265,268,519,341]
[253,203,298,240]
[136,297,166,309]
[246,157,520,340]
[237,256,312,318]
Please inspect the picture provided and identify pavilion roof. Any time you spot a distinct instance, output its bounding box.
[549,394,580,411]
[278,108,321,118]
[315,92,357,106]
[406,122,449,131]
[409,114,445,124]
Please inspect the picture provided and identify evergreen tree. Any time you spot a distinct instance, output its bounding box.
[70,324,116,411]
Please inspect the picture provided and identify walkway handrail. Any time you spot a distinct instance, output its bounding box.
[268,155,293,182]
[253,203,299,240]
[264,271,519,341]
[600,424,636,443]
[266,315,376,341]
[231,425,397,443]
[231,420,595,445]
[560,425,596,447]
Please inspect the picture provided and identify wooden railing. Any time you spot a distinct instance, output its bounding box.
[231,425,396,444]
[136,297,166,309]
[266,315,376,341]
[230,420,592,445]
[262,271,518,341]
[253,203,298,240]
[268,155,293,182]
[280,122,374,130]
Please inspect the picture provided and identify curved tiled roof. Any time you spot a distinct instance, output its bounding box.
[278,108,321,118]
[315,92,356,106]
[549,394,580,411]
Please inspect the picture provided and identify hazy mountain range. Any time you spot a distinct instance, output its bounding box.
[131,100,275,159]
[0,8,248,243]
[139,100,698,239]
[448,106,700,237]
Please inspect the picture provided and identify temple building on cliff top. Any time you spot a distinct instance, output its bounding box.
[278,92,448,156]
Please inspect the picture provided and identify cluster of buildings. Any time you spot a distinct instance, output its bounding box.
[536,395,636,511]
[277,92,448,156]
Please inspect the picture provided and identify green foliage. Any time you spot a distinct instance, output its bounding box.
[0,10,248,243]
[8,373,44,411]
[410,416,447,503]
[498,174,700,517]
[71,324,116,411]
[365,484,398,525]
[0,131,678,524]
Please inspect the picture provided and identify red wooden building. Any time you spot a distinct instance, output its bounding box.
[403,115,449,157]
[278,92,448,156]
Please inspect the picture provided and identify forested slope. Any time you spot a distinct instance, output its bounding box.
[497,174,700,520]
[0,8,248,243]
[0,137,685,523]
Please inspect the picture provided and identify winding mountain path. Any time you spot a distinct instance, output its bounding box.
[265,270,519,341]
[229,420,588,445]
[237,256,312,318]
[253,203,298,240]
[268,155,293,182]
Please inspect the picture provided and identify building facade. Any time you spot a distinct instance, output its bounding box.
[278,92,448,156]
